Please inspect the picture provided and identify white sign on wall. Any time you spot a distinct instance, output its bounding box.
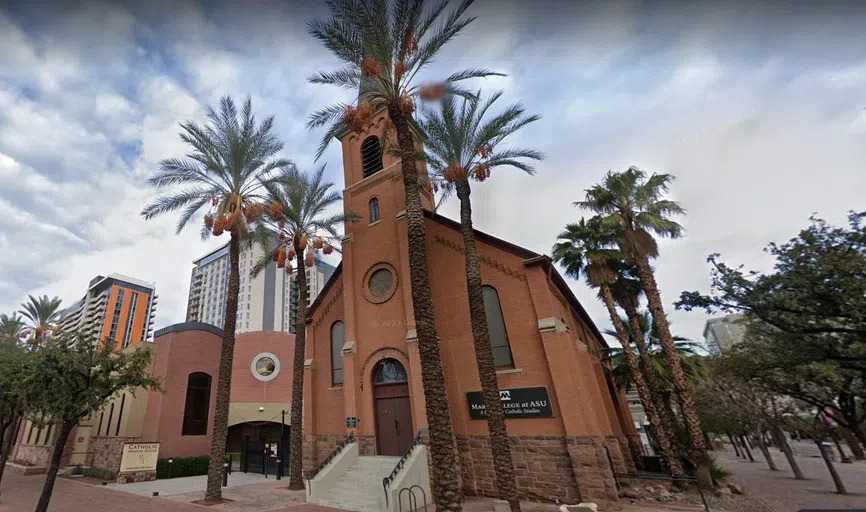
[119,443,160,473]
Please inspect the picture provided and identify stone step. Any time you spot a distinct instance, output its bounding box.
[317,498,382,512]
[332,479,385,493]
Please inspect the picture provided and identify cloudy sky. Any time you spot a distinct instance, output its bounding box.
[1,0,864,346]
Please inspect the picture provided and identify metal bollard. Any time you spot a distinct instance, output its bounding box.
[223,463,229,487]
[276,458,281,480]
[168,459,173,479]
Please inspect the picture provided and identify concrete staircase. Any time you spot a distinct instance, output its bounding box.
[315,455,400,512]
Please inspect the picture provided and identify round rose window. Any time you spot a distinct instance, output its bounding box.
[251,352,280,382]
[369,268,394,297]
[255,357,276,376]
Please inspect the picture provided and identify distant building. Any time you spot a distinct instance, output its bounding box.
[287,259,336,334]
[703,313,748,356]
[57,273,157,349]
[185,242,335,334]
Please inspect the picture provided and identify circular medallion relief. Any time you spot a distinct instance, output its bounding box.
[251,352,280,382]
[363,262,398,304]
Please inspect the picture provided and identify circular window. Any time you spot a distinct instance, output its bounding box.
[251,352,280,382]
[369,269,394,297]
[363,263,398,304]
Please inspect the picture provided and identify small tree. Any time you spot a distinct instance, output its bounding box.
[25,332,161,512]
[0,338,31,486]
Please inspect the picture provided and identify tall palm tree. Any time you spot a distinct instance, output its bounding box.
[0,313,26,341]
[141,95,289,502]
[307,2,499,508]
[416,90,541,511]
[577,166,711,486]
[18,295,62,339]
[552,217,683,476]
[249,165,359,489]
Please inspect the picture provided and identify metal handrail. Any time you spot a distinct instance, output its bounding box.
[305,432,354,482]
[382,431,424,508]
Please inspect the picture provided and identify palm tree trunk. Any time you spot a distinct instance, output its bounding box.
[204,233,241,502]
[771,426,804,479]
[388,102,461,511]
[630,249,710,487]
[455,180,519,511]
[621,302,681,459]
[0,411,20,486]
[288,246,308,490]
[598,285,683,476]
[35,420,74,512]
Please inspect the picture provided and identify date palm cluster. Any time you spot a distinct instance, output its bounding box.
[203,194,267,237]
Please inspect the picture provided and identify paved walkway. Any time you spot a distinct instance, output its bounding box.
[106,472,271,497]
[719,443,866,512]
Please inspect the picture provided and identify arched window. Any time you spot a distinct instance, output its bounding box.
[361,136,383,178]
[482,286,514,367]
[182,372,212,436]
[369,198,380,223]
[331,321,346,385]
[374,358,408,384]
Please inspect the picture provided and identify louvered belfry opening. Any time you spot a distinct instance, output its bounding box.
[361,135,383,178]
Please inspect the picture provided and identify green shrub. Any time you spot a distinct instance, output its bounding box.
[710,457,731,486]
[83,467,115,481]
[156,455,211,479]
[71,464,83,475]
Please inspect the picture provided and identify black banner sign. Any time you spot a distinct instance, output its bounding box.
[466,386,554,420]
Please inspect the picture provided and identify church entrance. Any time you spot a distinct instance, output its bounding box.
[373,358,413,456]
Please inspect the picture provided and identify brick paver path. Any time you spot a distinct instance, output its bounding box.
[719,443,866,511]
[0,472,205,511]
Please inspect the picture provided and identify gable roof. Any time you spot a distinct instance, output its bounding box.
[305,211,609,349]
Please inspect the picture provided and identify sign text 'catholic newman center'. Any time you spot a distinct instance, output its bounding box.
[466,386,554,420]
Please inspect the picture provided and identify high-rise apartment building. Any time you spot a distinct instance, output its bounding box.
[286,259,336,334]
[186,243,335,334]
[703,312,748,356]
[58,274,158,349]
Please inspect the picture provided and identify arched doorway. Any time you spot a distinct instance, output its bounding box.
[373,358,413,456]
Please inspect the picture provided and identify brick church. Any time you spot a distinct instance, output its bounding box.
[302,107,639,504]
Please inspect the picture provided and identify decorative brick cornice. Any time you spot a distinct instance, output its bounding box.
[434,234,527,281]
[313,284,343,328]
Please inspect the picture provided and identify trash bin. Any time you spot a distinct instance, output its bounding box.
[820,442,836,462]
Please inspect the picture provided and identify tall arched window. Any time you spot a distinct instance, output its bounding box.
[361,136,383,178]
[331,321,346,385]
[182,372,212,436]
[482,285,514,367]
[369,198,380,223]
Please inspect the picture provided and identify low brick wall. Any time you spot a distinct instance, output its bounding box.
[88,436,142,475]
[12,444,52,468]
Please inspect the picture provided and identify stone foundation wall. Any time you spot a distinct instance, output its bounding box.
[117,470,157,484]
[565,436,619,504]
[457,435,581,504]
[303,434,350,471]
[88,436,142,475]
[357,435,375,456]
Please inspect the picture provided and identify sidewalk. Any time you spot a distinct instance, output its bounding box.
[718,444,866,512]
[106,471,271,497]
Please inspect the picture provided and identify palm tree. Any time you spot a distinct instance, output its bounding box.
[18,295,62,339]
[0,313,26,341]
[307,2,500,508]
[141,95,289,502]
[577,166,711,486]
[416,90,541,511]
[552,217,683,476]
[601,311,704,422]
[249,165,359,489]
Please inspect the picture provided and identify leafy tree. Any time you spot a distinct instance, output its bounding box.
[25,332,161,512]
[677,211,866,448]
[0,313,26,342]
[416,90,541,510]
[0,338,31,485]
[307,1,499,508]
[141,95,289,501]
[552,216,682,476]
[18,295,62,339]
[577,167,712,486]
[249,165,359,489]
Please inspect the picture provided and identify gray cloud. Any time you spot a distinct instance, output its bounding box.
[0,0,864,345]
